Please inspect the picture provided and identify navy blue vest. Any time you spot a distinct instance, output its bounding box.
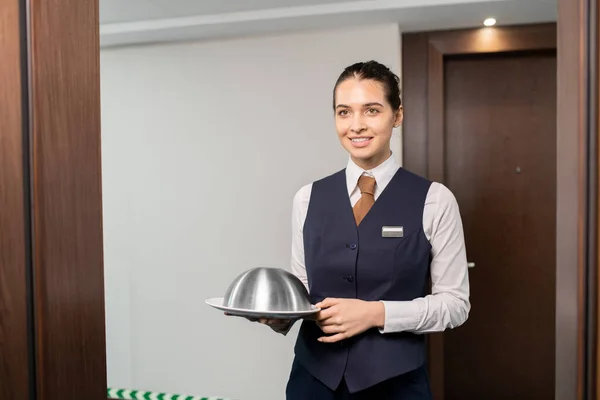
[293,167,432,393]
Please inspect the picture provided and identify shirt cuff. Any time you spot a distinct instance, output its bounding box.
[378,300,425,334]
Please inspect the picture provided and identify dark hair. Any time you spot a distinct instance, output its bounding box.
[333,60,402,110]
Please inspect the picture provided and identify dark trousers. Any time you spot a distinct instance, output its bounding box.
[285,358,432,400]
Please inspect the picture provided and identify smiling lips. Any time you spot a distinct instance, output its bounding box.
[350,137,373,148]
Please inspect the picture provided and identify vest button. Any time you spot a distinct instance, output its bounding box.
[347,275,354,282]
[348,243,357,250]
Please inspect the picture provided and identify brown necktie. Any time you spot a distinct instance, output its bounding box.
[353,175,376,226]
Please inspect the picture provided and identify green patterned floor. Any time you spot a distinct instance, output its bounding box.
[107,387,233,400]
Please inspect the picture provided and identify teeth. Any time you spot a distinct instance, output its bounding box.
[352,138,370,142]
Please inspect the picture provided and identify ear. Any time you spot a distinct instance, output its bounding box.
[393,106,404,127]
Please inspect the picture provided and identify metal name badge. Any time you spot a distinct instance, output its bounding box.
[381,226,404,238]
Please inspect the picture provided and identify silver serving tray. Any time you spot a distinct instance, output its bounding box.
[206,297,319,319]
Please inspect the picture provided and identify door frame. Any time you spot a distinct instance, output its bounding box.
[0,0,32,398]
[401,6,598,400]
[1,0,107,398]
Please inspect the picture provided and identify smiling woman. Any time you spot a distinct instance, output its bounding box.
[1,0,595,399]
[234,60,471,399]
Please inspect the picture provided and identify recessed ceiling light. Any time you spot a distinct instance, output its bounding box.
[484,18,497,26]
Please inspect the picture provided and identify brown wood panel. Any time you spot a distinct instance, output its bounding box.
[426,44,444,184]
[591,1,600,398]
[428,23,556,55]
[402,32,428,177]
[0,0,32,398]
[597,3,600,395]
[26,0,107,398]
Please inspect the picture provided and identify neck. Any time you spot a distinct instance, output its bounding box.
[352,149,392,170]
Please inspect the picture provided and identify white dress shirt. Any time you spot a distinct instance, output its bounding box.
[291,154,470,334]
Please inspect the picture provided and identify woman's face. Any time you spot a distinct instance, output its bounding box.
[334,78,402,170]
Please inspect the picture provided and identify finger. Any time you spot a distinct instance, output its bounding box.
[315,298,333,309]
[318,333,346,343]
[315,307,337,321]
[316,316,341,327]
[317,323,343,334]
[316,317,342,327]
[315,298,339,309]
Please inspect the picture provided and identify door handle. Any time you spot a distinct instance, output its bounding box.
[467,262,475,268]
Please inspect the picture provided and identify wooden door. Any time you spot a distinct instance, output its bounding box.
[443,50,557,399]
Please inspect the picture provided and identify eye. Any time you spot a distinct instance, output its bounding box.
[366,108,380,115]
[337,109,350,116]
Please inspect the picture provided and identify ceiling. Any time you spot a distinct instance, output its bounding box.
[99,0,557,48]
[100,0,364,24]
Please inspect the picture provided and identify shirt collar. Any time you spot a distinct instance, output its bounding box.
[345,152,400,196]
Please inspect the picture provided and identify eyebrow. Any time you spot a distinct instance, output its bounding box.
[335,102,384,109]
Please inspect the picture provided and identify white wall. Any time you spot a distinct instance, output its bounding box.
[101,24,402,400]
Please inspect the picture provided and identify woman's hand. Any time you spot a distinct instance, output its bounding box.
[256,317,293,333]
[224,312,292,333]
[313,298,385,343]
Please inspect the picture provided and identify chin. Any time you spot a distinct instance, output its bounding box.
[343,142,390,166]
[344,141,375,155]
[348,148,376,160]
[348,150,380,167]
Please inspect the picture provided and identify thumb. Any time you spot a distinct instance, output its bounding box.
[315,298,338,309]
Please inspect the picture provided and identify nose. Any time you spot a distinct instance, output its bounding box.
[350,114,366,133]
